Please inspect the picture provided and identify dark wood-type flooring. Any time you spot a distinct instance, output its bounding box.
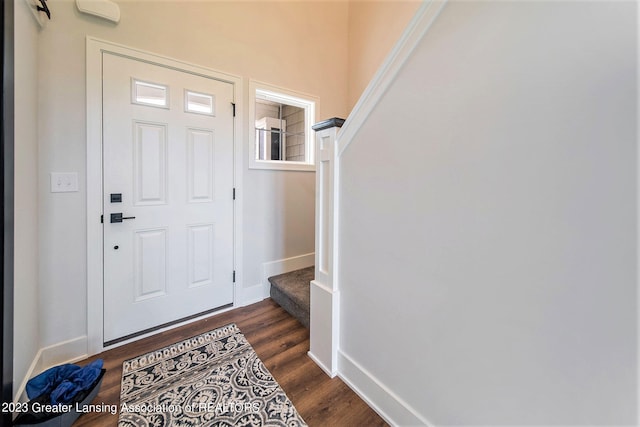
[73,298,387,426]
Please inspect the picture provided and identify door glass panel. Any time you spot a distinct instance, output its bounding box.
[132,79,169,108]
[185,90,215,115]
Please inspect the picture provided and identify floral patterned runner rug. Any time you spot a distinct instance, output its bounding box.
[118,323,306,426]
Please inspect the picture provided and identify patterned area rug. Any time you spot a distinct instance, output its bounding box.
[118,323,306,426]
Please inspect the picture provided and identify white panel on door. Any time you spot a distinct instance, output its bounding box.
[188,224,214,288]
[134,121,168,205]
[319,159,330,275]
[187,128,214,203]
[134,228,167,301]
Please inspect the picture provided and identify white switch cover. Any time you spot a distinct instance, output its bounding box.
[51,172,79,193]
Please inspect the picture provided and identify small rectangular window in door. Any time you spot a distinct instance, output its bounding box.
[185,90,215,116]
[132,78,169,108]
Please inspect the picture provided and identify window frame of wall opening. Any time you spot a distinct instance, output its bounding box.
[248,80,319,171]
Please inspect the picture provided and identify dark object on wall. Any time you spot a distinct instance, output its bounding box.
[37,0,51,20]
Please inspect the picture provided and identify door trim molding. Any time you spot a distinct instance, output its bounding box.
[86,37,243,355]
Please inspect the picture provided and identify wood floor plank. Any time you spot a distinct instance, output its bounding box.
[71,299,387,426]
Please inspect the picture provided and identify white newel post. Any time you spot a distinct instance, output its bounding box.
[308,118,345,377]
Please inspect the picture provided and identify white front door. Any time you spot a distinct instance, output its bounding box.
[102,53,235,344]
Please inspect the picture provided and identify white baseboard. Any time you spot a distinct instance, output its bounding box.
[307,350,337,378]
[338,350,433,427]
[261,252,315,296]
[13,336,88,403]
[263,252,315,280]
[13,350,41,403]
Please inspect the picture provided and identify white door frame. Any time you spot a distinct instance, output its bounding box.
[86,37,244,355]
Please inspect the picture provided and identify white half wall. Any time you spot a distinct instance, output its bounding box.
[338,1,637,424]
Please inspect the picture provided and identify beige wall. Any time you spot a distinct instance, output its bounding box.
[112,1,349,118]
[347,0,421,110]
[36,0,348,349]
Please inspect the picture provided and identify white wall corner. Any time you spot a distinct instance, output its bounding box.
[338,350,434,427]
[237,282,269,307]
[13,336,88,403]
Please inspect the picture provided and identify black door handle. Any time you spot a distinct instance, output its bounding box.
[110,213,136,223]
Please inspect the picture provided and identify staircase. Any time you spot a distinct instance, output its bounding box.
[268,267,313,329]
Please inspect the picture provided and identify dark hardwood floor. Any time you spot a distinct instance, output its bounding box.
[73,299,387,426]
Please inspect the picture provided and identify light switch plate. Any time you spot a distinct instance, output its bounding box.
[51,172,79,193]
